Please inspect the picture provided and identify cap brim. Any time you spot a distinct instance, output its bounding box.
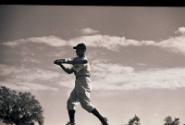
[73,46,77,49]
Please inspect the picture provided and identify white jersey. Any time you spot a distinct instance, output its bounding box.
[72,56,91,79]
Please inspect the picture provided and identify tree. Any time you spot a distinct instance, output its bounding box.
[0,86,44,125]
[164,116,181,125]
[164,116,173,125]
[127,114,140,125]
[171,118,180,125]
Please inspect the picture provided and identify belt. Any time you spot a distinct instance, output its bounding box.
[76,75,90,79]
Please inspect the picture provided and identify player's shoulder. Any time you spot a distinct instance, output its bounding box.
[73,56,88,60]
[72,57,78,60]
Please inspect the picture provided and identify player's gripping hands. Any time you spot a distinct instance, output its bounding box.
[54,59,68,65]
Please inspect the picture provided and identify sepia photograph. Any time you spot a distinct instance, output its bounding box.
[0,5,185,125]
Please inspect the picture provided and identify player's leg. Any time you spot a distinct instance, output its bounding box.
[91,108,108,125]
[66,90,79,125]
[66,110,75,125]
[79,89,109,125]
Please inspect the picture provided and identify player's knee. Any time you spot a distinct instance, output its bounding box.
[81,102,94,113]
[67,99,72,110]
[67,98,70,105]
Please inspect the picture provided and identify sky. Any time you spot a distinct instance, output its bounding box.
[0,5,185,125]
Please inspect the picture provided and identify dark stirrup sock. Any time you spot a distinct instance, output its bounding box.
[91,108,105,122]
[68,109,75,123]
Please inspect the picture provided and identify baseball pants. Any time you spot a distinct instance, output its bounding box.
[67,77,94,112]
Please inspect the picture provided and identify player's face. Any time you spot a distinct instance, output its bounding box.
[76,49,85,57]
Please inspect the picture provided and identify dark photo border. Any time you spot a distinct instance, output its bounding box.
[1,0,185,6]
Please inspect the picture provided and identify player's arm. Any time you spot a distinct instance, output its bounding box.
[54,58,87,65]
[54,59,74,74]
[64,59,88,65]
[59,64,74,74]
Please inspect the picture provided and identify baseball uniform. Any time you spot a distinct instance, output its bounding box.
[67,56,94,112]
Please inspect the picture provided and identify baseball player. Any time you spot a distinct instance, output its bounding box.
[54,43,108,125]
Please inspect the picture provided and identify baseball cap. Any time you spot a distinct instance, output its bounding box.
[73,43,86,50]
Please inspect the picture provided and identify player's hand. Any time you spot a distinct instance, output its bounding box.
[54,60,62,65]
[54,59,66,65]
